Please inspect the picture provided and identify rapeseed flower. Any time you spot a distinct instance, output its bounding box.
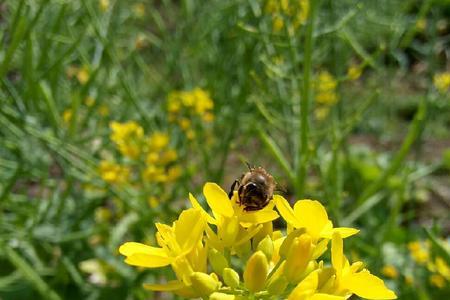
[167,88,214,138]
[315,71,338,106]
[433,72,450,93]
[119,181,396,299]
[265,0,309,32]
[110,121,144,159]
[98,160,130,185]
[381,265,398,279]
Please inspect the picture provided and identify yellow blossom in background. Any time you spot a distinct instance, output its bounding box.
[347,63,363,81]
[265,0,309,32]
[433,72,450,93]
[382,265,399,279]
[84,96,95,107]
[132,3,146,18]
[315,71,338,106]
[416,18,427,32]
[148,132,169,151]
[147,196,159,208]
[99,0,109,12]
[167,87,214,137]
[110,121,144,159]
[98,160,130,184]
[435,257,450,280]
[62,109,73,124]
[408,241,429,264]
[76,66,90,85]
[429,274,445,288]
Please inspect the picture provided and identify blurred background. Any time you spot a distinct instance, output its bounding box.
[0,0,449,299]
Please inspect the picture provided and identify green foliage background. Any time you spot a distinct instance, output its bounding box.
[0,0,449,299]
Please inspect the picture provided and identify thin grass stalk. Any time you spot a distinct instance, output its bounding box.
[296,0,319,197]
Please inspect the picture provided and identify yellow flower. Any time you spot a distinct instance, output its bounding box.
[433,72,450,93]
[119,208,207,294]
[84,96,95,107]
[416,18,427,32]
[98,160,130,184]
[275,196,358,243]
[99,0,109,12]
[110,121,144,159]
[408,241,428,264]
[316,71,338,106]
[193,88,214,115]
[435,257,450,280]
[189,183,279,251]
[76,66,90,85]
[288,269,346,300]
[347,64,363,81]
[148,132,169,151]
[62,109,73,124]
[147,196,159,208]
[429,274,446,288]
[132,3,146,18]
[381,265,398,279]
[330,233,397,299]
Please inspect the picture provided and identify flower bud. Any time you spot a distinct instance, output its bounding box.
[279,228,306,259]
[190,272,219,297]
[210,292,236,300]
[208,248,229,275]
[284,234,312,283]
[256,235,274,261]
[223,267,240,289]
[243,251,269,293]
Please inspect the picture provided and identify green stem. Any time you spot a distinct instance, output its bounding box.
[296,0,318,197]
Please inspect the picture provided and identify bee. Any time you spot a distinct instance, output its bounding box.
[228,164,276,211]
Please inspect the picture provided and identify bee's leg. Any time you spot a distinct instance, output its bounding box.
[228,180,240,199]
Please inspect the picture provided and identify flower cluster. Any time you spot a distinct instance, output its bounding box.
[408,240,450,289]
[314,71,338,120]
[119,182,397,299]
[99,121,180,188]
[265,0,309,33]
[167,88,214,139]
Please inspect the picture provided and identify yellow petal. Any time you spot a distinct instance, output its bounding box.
[143,280,185,291]
[189,193,217,224]
[294,200,329,240]
[218,216,239,246]
[203,182,234,218]
[274,195,301,227]
[239,210,279,225]
[321,227,360,239]
[331,232,344,277]
[343,270,397,299]
[288,269,319,300]
[310,294,346,300]
[235,224,262,246]
[118,242,166,257]
[175,208,206,254]
[125,253,172,268]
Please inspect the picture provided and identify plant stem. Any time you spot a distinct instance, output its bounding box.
[296,0,319,197]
